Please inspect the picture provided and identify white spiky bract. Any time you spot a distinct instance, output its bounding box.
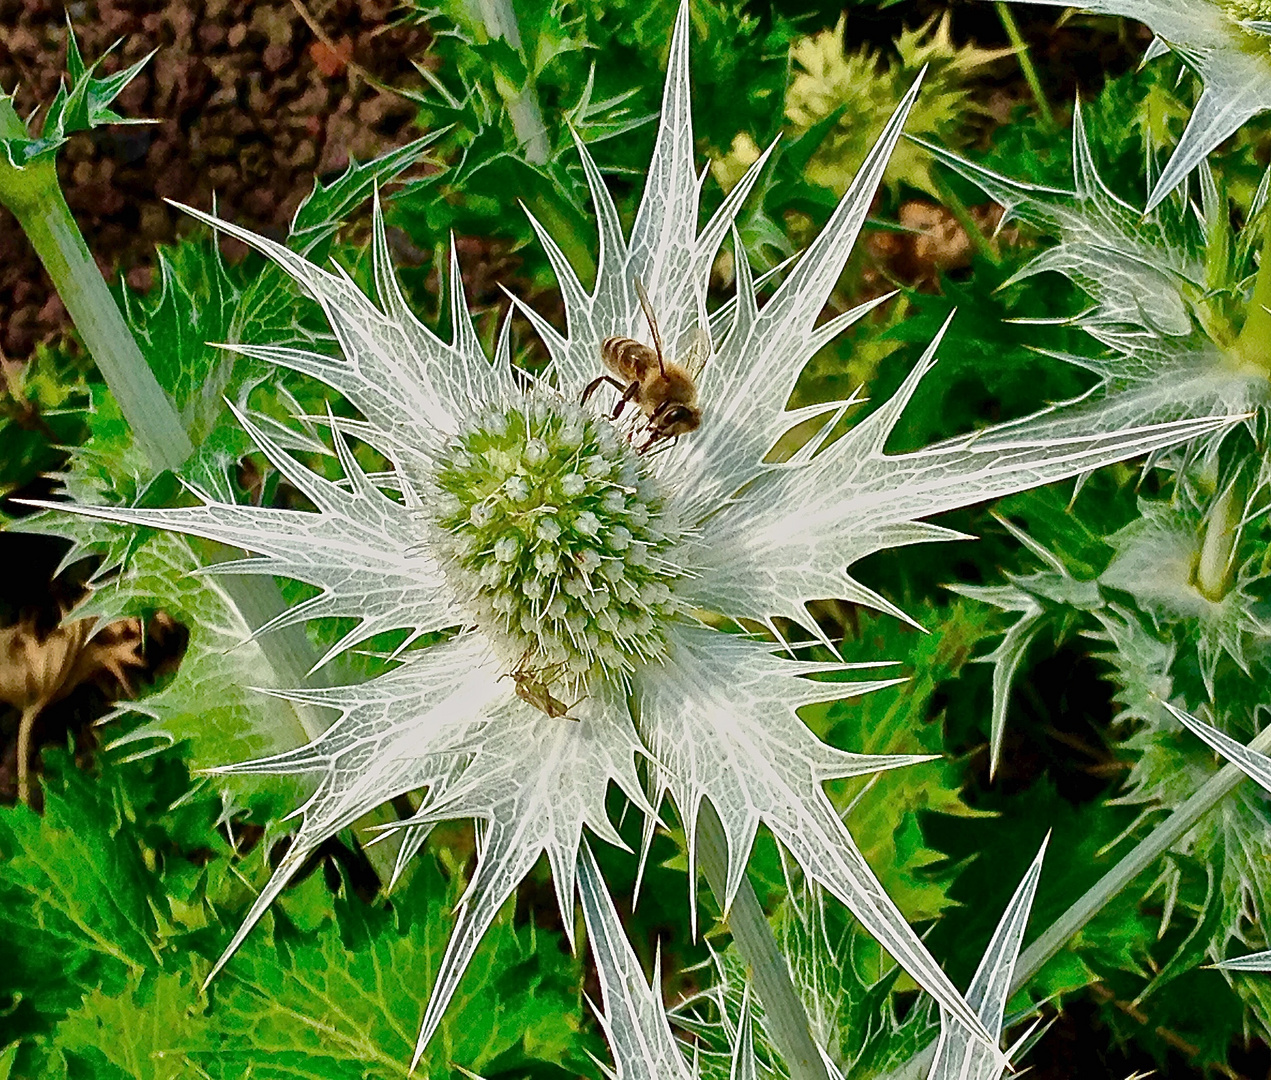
[578,841,732,1080]
[1163,699,1271,794]
[579,842,823,1080]
[927,835,1048,1080]
[991,0,1271,210]
[582,833,1047,1077]
[49,4,1245,1070]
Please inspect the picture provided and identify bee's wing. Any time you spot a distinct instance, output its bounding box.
[676,326,713,379]
[633,276,665,370]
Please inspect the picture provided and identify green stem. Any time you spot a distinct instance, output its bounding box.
[0,105,323,729]
[697,800,829,1080]
[1235,211,1271,373]
[1010,721,1271,992]
[995,3,1056,131]
[0,110,191,471]
[0,99,400,878]
[467,0,550,165]
[881,722,1271,1080]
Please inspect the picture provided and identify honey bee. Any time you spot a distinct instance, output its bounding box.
[581,277,703,447]
[501,651,583,721]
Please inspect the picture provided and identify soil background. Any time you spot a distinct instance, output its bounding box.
[0,0,428,360]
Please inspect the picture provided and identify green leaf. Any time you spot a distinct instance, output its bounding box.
[0,342,92,495]
[0,23,153,170]
[189,856,589,1079]
[288,135,443,258]
[114,230,334,499]
[0,753,161,1037]
[52,970,205,1080]
[809,601,999,924]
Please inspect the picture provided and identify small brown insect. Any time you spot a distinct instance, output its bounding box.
[501,652,583,721]
[581,277,703,447]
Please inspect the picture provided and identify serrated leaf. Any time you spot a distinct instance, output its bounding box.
[578,842,695,1080]
[192,855,586,1079]
[0,754,161,1033]
[288,134,442,258]
[53,971,203,1080]
[913,101,1269,443]
[14,519,314,794]
[811,601,999,920]
[0,24,152,170]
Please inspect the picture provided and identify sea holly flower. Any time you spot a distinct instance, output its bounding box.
[991,0,1271,210]
[41,3,1241,1067]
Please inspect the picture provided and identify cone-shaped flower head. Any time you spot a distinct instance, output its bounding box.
[48,3,1241,1070]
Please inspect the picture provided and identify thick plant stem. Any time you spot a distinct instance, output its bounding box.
[1236,211,1271,372]
[697,800,830,1080]
[0,108,325,731]
[0,104,403,878]
[995,3,1056,131]
[0,112,192,471]
[1010,721,1271,992]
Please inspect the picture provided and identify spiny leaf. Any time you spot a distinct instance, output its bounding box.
[288,134,443,258]
[0,23,153,169]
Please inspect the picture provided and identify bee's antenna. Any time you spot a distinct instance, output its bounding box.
[633,276,666,377]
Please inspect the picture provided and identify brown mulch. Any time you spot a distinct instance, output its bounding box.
[0,0,431,360]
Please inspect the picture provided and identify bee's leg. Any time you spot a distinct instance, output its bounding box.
[644,434,678,457]
[580,375,625,405]
[637,401,671,450]
[611,380,640,420]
